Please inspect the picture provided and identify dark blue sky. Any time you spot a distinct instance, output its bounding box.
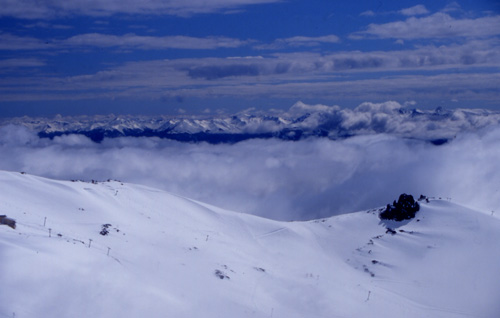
[0,0,499,117]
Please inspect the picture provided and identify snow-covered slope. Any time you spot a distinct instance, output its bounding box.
[1,171,499,317]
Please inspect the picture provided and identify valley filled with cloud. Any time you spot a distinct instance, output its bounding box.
[2,102,499,221]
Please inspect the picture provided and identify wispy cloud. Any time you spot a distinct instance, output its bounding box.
[441,2,463,13]
[359,4,430,18]
[351,12,500,39]
[0,32,341,52]
[0,3,498,110]
[255,35,340,49]
[399,5,429,16]
[63,33,250,50]
[283,35,340,46]
[0,58,45,68]
[185,73,500,104]
[0,0,283,19]
[0,32,249,51]
[1,38,499,104]
[23,22,73,30]
[190,40,500,80]
[360,10,375,17]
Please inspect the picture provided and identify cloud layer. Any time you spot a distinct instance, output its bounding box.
[1,116,499,221]
[0,0,281,19]
[400,5,430,16]
[352,13,500,39]
[2,38,499,106]
[1,3,499,110]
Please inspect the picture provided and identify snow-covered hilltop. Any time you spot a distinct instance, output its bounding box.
[3,101,500,143]
[1,170,499,317]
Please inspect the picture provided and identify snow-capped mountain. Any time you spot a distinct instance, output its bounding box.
[1,170,499,317]
[3,101,500,143]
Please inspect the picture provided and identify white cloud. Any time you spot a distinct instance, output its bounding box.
[284,35,340,45]
[441,2,462,13]
[0,32,249,51]
[1,67,499,107]
[63,33,249,50]
[256,35,340,49]
[399,5,429,16]
[0,58,45,68]
[360,10,375,17]
[0,0,282,19]
[23,22,72,29]
[1,39,499,104]
[1,118,500,221]
[351,12,500,39]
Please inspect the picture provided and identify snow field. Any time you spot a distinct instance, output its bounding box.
[1,171,499,317]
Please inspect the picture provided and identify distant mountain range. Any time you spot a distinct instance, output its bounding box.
[3,102,500,143]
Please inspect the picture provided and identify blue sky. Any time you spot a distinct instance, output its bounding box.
[0,0,499,117]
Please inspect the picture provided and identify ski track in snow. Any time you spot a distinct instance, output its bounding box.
[255,227,288,239]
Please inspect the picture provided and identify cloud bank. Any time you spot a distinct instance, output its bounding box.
[1,115,499,221]
[352,12,500,39]
[399,5,430,16]
[2,36,499,107]
[0,0,281,19]
[1,5,498,110]
[63,34,249,50]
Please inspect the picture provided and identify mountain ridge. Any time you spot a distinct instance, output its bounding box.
[3,102,500,143]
